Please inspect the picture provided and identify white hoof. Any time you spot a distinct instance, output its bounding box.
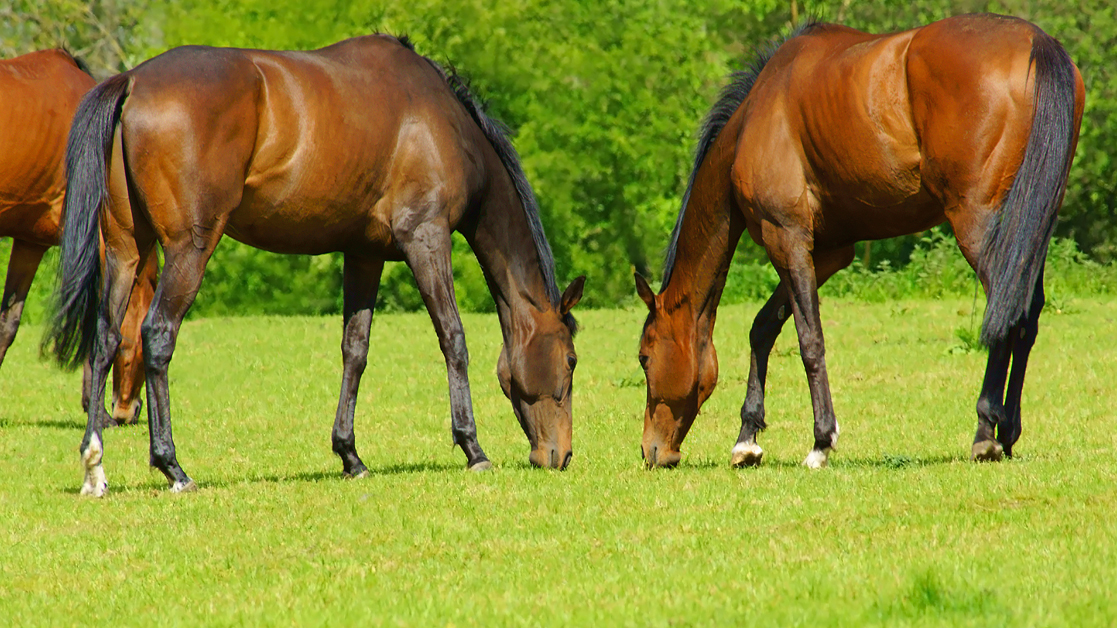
[80,434,108,498]
[730,441,764,467]
[803,448,831,469]
[170,479,197,493]
[79,471,108,498]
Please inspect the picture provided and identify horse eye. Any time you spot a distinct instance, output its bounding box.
[567,354,577,370]
[639,354,649,370]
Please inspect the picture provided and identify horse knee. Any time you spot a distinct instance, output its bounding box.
[140,318,176,372]
[799,339,825,375]
[340,331,370,374]
[441,333,469,372]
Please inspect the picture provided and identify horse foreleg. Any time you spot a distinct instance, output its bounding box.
[0,239,47,368]
[774,242,841,468]
[731,282,790,467]
[399,222,490,471]
[732,247,852,467]
[331,254,384,478]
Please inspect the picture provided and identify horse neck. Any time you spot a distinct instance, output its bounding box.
[465,172,557,340]
[660,135,743,327]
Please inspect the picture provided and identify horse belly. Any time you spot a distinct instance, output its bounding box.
[226,190,397,257]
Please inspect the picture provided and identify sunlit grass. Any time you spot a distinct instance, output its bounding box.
[1,298,1114,626]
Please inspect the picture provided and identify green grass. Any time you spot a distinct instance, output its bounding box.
[1,298,1115,626]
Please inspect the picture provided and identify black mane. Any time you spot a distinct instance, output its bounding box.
[403,37,575,333]
[59,48,94,79]
[660,21,821,289]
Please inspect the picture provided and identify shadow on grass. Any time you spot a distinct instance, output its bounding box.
[57,460,467,495]
[0,416,149,431]
[656,452,968,471]
[0,417,86,430]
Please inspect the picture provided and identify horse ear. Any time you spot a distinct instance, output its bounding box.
[560,276,586,315]
[634,273,656,311]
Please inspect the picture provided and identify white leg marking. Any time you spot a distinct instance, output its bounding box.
[803,448,831,469]
[730,441,764,467]
[80,433,108,498]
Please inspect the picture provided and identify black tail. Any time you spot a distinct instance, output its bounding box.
[42,73,131,369]
[980,33,1078,346]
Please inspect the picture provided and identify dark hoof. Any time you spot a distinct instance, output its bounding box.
[343,463,369,479]
[971,440,1004,462]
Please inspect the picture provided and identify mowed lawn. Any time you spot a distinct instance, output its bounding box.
[1,297,1115,626]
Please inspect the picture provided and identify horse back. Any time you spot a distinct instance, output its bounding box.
[732,15,1057,246]
[0,50,95,242]
[118,36,488,256]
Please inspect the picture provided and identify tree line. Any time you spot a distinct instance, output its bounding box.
[3,0,1114,317]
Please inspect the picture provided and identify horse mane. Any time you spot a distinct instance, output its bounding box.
[660,20,822,289]
[403,37,576,333]
[59,48,95,78]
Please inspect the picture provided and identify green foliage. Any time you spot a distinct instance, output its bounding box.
[0,0,158,78]
[5,0,1117,316]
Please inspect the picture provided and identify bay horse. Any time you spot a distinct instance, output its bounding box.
[43,35,584,497]
[0,49,153,425]
[635,15,1084,468]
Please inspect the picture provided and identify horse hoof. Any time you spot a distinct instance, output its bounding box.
[971,440,1004,462]
[79,479,108,498]
[468,459,493,472]
[803,448,831,469]
[730,442,764,468]
[344,469,369,480]
[170,479,197,493]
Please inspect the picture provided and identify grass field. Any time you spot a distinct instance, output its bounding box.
[1,297,1115,626]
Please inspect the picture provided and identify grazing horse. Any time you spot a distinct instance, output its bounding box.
[44,35,584,497]
[0,49,153,425]
[635,15,1084,468]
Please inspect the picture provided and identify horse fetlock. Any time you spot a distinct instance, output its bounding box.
[80,434,108,497]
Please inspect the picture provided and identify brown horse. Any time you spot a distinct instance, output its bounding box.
[44,35,584,496]
[635,15,1084,468]
[0,49,153,425]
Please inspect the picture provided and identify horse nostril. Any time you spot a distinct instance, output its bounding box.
[550,448,558,469]
[650,445,658,468]
[561,451,572,470]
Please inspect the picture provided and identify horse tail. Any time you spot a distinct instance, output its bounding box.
[979,32,1078,347]
[42,73,131,369]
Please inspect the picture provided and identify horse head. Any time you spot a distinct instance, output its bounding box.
[635,273,718,468]
[497,276,585,469]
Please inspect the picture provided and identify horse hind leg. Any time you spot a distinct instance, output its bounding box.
[0,239,48,368]
[141,235,225,493]
[999,270,1045,457]
[80,249,142,496]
